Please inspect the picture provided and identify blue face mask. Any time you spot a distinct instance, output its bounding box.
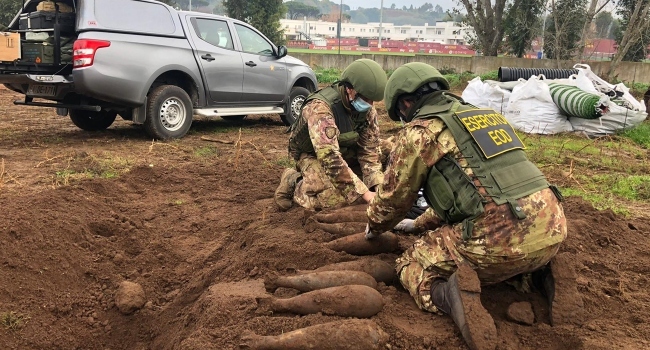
[351,97,372,112]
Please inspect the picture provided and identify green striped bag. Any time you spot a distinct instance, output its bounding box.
[548,83,609,119]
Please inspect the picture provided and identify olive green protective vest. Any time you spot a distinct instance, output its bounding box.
[414,92,557,230]
[288,85,369,160]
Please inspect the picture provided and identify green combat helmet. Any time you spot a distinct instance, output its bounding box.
[340,59,387,102]
[384,62,450,122]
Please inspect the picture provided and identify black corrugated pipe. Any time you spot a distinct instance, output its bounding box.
[498,67,579,82]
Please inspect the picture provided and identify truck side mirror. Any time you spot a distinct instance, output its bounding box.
[276,45,288,58]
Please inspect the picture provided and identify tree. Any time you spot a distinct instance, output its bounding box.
[435,5,444,13]
[543,0,587,60]
[503,0,545,57]
[285,1,320,19]
[455,0,510,56]
[350,11,369,24]
[0,0,23,30]
[391,3,396,9]
[595,11,615,38]
[611,0,650,66]
[575,0,613,59]
[223,0,286,45]
[420,2,434,12]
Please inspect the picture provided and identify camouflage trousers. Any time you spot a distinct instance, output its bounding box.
[293,139,394,210]
[293,155,363,210]
[396,188,567,313]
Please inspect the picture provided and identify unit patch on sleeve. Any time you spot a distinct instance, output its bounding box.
[454,109,525,158]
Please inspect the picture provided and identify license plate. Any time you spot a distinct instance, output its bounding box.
[27,85,56,97]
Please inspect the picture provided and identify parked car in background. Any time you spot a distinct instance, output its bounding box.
[0,0,317,139]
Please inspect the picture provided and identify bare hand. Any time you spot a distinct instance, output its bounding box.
[362,190,376,203]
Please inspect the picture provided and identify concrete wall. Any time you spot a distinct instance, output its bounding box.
[291,53,650,84]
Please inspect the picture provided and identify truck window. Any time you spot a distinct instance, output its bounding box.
[191,18,234,50]
[95,0,176,35]
[234,24,273,56]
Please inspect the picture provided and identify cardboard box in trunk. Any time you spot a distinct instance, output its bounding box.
[0,32,21,62]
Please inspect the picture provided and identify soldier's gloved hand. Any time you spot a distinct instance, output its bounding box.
[365,223,381,240]
[393,218,416,233]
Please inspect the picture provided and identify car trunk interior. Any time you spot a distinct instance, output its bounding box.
[1,0,78,73]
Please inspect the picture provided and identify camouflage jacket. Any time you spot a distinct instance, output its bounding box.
[367,116,566,256]
[295,98,383,203]
[367,117,450,233]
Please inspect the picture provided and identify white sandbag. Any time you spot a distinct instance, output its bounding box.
[486,84,511,114]
[462,77,511,113]
[569,104,647,136]
[505,75,573,134]
[573,63,645,112]
[462,77,489,107]
[573,70,599,94]
[540,75,579,87]
[485,80,521,92]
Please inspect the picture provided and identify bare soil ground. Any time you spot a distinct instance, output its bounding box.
[1,85,649,350]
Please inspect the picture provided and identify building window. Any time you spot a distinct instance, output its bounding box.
[437,30,442,35]
[329,26,334,31]
[386,30,390,33]
[401,29,406,34]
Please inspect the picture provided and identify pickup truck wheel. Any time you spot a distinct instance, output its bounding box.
[280,86,310,126]
[69,110,118,131]
[144,85,193,140]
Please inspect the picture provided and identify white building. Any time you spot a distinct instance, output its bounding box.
[280,19,471,45]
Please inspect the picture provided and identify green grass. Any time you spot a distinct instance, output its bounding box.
[560,187,630,216]
[519,129,650,216]
[289,48,473,57]
[52,153,134,185]
[1,311,28,331]
[274,156,296,168]
[314,67,342,84]
[313,67,499,91]
[619,121,650,148]
[194,146,220,158]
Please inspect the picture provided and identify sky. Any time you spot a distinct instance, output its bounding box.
[346,0,457,11]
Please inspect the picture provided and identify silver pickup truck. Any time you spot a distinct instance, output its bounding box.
[0,0,317,139]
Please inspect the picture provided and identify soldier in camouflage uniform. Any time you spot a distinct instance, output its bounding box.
[365,63,568,350]
[274,59,388,211]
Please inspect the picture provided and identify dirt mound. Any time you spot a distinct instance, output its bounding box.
[1,85,649,350]
[1,158,649,350]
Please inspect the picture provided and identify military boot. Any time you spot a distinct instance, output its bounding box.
[430,265,497,350]
[274,168,300,211]
[532,253,584,326]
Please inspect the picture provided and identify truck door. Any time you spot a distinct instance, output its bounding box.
[233,24,287,104]
[188,17,243,104]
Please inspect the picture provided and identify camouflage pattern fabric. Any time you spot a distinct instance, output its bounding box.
[367,117,567,313]
[379,136,395,167]
[292,99,383,210]
[412,207,443,232]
